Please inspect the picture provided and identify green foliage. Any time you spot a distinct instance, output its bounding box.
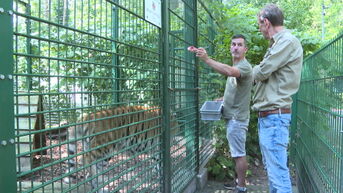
[14,0,160,106]
[206,103,260,181]
[206,120,236,180]
[292,30,321,57]
[209,4,269,65]
[222,0,343,42]
[280,0,314,31]
[13,0,162,128]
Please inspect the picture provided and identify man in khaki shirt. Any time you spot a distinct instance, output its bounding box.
[193,34,252,193]
[253,4,303,193]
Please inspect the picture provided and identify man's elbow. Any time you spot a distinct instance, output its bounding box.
[253,73,268,81]
[222,69,233,77]
[253,67,268,81]
[227,68,240,78]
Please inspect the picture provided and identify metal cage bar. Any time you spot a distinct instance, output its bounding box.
[0,0,17,192]
[2,0,219,192]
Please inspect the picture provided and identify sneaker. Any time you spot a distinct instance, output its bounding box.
[232,186,247,193]
[223,179,237,190]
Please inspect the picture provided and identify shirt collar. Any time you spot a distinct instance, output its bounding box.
[270,29,289,47]
[234,58,247,66]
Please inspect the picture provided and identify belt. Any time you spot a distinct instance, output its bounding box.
[258,108,291,117]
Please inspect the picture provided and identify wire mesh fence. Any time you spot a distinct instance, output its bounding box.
[197,0,220,169]
[1,0,221,192]
[291,32,343,193]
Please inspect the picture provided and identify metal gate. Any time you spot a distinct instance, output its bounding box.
[0,0,220,192]
[291,32,343,193]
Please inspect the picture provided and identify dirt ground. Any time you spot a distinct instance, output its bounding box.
[197,162,298,193]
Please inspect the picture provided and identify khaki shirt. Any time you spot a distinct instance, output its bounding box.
[223,58,252,120]
[252,29,303,111]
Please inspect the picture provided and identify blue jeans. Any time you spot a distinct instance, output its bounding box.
[258,113,292,193]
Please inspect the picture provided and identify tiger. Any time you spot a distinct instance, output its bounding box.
[63,105,179,192]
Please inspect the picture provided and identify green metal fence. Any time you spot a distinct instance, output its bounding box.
[166,0,198,192]
[197,0,220,169]
[0,0,220,192]
[291,32,343,193]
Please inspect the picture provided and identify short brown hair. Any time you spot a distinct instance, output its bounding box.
[232,34,248,47]
[258,4,284,26]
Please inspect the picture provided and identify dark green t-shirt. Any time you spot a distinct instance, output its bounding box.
[223,58,252,120]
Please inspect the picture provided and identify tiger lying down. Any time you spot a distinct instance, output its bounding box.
[63,105,179,192]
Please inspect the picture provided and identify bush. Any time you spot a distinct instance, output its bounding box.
[206,109,260,181]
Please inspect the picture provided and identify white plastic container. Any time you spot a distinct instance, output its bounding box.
[200,101,223,121]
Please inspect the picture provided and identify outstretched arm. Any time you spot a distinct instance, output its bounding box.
[194,47,240,78]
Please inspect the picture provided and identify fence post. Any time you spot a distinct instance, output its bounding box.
[0,0,17,192]
[290,93,298,161]
[341,132,343,193]
[184,0,197,175]
[111,1,120,104]
[161,0,171,192]
[192,0,200,174]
